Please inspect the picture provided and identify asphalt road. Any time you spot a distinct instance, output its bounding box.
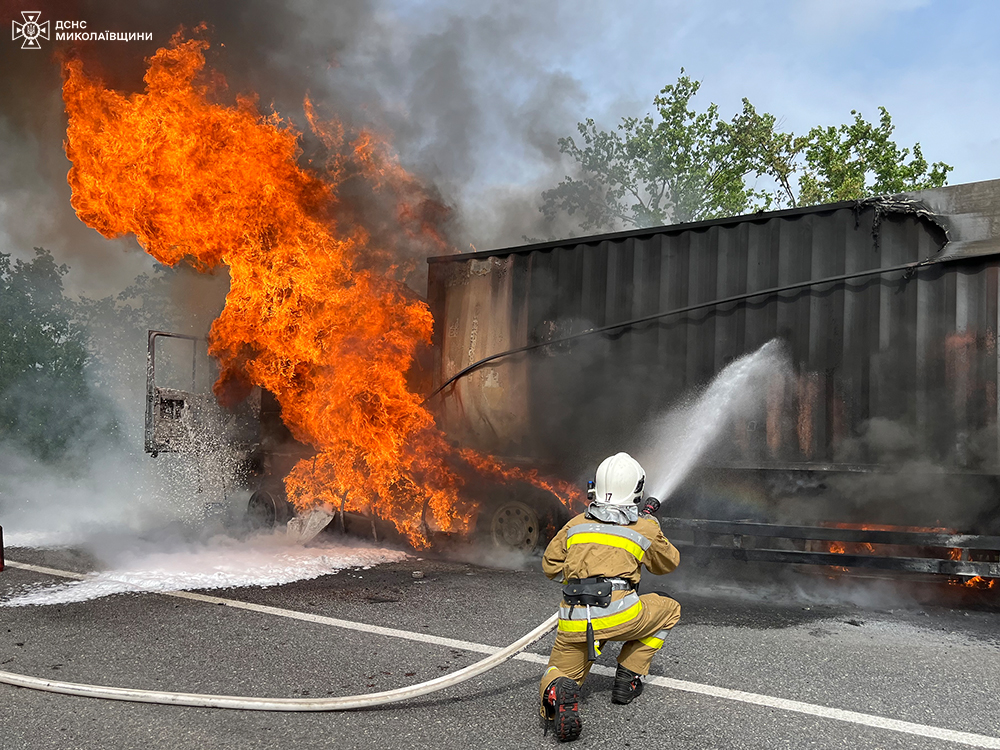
[2,544,1000,750]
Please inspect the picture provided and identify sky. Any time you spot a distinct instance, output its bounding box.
[0,0,997,299]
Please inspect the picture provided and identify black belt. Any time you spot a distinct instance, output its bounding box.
[561,576,635,662]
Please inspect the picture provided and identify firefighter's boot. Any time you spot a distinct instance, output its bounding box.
[611,664,644,705]
[543,677,582,742]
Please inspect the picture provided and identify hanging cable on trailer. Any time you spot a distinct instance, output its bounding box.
[425,254,944,404]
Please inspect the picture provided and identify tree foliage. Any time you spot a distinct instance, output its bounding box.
[793,107,952,207]
[0,248,223,463]
[0,249,86,387]
[0,248,109,460]
[541,71,953,231]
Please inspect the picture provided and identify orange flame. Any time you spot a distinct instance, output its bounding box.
[819,522,997,589]
[62,32,570,547]
[961,576,996,589]
[459,449,580,511]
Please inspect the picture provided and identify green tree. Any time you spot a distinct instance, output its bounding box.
[793,107,952,207]
[0,249,224,463]
[0,248,114,460]
[541,72,953,231]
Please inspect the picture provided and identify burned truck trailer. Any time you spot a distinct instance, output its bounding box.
[426,179,1000,579]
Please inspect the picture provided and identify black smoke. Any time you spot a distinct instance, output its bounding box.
[0,0,589,298]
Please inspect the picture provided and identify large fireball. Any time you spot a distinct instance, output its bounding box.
[62,32,475,545]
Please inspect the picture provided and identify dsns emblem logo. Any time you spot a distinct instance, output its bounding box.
[12,11,49,49]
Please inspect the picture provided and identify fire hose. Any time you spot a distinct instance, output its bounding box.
[0,613,558,711]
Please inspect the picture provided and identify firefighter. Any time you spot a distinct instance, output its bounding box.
[539,452,681,742]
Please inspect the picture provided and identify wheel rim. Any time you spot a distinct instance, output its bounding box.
[489,500,540,552]
[247,490,277,529]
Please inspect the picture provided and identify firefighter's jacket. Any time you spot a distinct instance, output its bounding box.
[542,506,680,641]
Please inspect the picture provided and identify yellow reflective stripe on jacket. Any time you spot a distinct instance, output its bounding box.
[557,601,643,632]
[565,522,651,561]
[567,523,651,549]
[566,531,646,561]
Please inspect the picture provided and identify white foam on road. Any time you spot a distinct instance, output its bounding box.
[1,535,409,607]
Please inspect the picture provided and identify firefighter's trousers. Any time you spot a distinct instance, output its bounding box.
[539,591,680,702]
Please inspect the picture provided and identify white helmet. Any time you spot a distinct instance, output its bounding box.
[594,452,645,505]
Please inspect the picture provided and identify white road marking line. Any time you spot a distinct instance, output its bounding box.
[7,561,87,579]
[6,559,1000,748]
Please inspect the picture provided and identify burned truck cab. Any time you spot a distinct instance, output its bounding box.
[144,329,568,549]
[144,330,291,528]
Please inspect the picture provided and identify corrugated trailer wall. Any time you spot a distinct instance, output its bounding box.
[427,182,1000,526]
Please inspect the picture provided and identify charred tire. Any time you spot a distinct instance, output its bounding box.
[246,489,294,530]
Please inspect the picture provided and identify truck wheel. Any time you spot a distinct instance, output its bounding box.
[487,500,541,553]
[247,489,292,530]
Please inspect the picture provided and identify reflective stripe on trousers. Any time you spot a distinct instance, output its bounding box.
[565,523,652,561]
[557,592,642,632]
[638,628,670,650]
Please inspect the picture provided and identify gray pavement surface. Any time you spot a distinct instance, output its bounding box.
[2,544,1000,750]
